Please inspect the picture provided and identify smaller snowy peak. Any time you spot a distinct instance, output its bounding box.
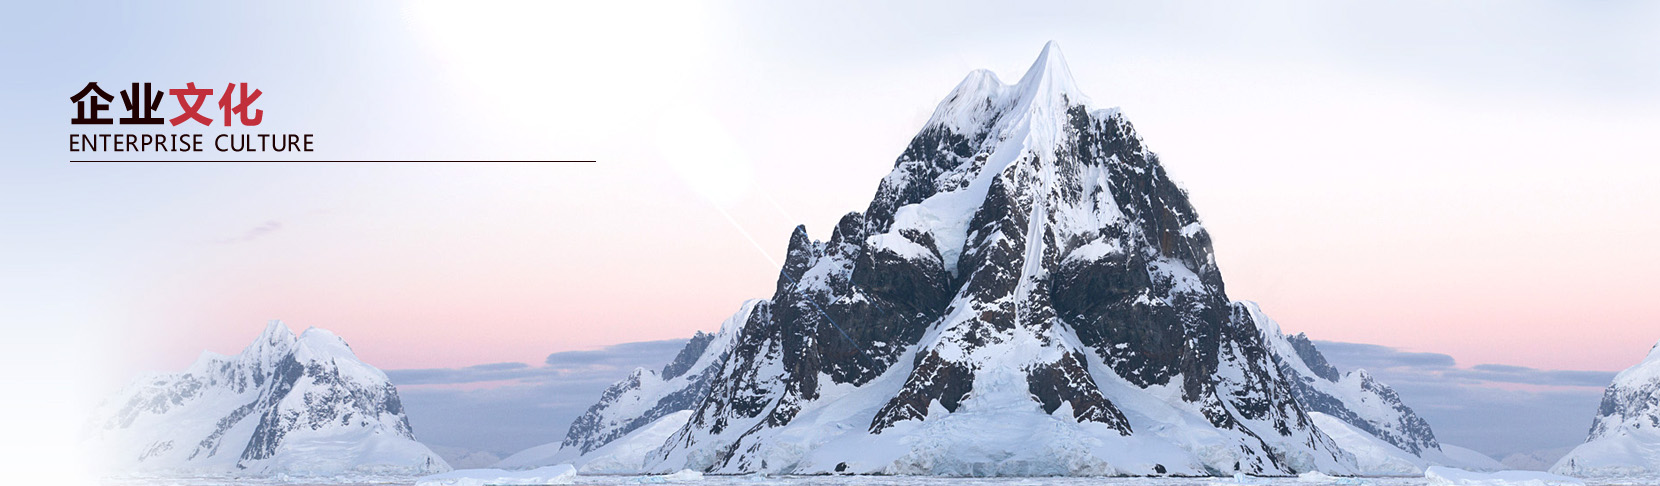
[928,69,1004,132]
[1610,339,1660,388]
[1504,447,1573,471]
[1241,302,1442,460]
[291,326,393,385]
[86,320,447,477]
[501,300,759,469]
[1551,338,1660,477]
[293,326,358,360]
[242,320,299,367]
[183,350,235,375]
[259,319,296,343]
[923,40,1096,136]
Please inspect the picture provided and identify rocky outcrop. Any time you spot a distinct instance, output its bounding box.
[508,42,1471,477]
[1246,304,1440,457]
[1552,340,1660,477]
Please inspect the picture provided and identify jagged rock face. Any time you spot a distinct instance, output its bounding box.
[86,321,449,476]
[1288,333,1341,382]
[861,49,1243,431]
[663,331,716,380]
[514,42,1484,476]
[1246,303,1440,458]
[1345,372,1439,455]
[1552,341,1660,477]
[556,304,753,458]
[1586,346,1660,441]
[563,335,723,455]
[640,42,1353,475]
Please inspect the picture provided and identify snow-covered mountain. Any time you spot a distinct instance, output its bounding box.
[497,302,756,471]
[504,42,1487,477]
[1551,340,1660,477]
[1503,447,1573,471]
[85,321,450,477]
[1246,303,1500,474]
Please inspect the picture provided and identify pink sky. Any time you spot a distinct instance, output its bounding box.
[13,4,1660,483]
[10,2,1657,382]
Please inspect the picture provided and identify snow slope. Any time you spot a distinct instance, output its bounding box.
[1246,302,1439,457]
[1426,466,1584,486]
[1552,340,1660,477]
[1310,412,1427,476]
[642,41,1354,475]
[1247,303,1500,474]
[507,41,1484,477]
[84,321,449,477]
[417,465,577,486]
[496,301,757,470]
[1434,446,1507,473]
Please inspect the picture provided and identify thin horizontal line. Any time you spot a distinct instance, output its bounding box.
[71,160,598,163]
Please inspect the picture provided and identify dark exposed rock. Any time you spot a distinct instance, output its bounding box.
[1256,318,1441,456]
[546,43,1446,476]
[869,351,975,432]
[643,43,1349,474]
[663,332,715,380]
[1287,333,1341,382]
[1026,352,1133,430]
[563,331,733,454]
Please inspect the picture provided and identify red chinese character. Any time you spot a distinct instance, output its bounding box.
[218,83,263,126]
[169,82,214,126]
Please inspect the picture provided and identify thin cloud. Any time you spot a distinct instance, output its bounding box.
[388,362,548,386]
[216,220,283,244]
[389,338,691,457]
[388,339,689,387]
[1311,340,1457,370]
[543,339,687,371]
[1450,364,1617,388]
[1313,339,1612,459]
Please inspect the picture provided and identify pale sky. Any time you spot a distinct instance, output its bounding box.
[3,0,1659,478]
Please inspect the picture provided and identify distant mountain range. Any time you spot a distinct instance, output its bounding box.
[86,42,1658,480]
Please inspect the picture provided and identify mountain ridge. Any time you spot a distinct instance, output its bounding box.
[1551,339,1660,477]
[502,42,1494,477]
[85,321,450,477]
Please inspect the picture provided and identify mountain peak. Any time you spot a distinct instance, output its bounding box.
[89,322,448,476]
[295,327,356,358]
[924,42,1092,135]
[1609,338,1660,388]
[243,320,297,360]
[526,44,1459,477]
[259,319,293,340]
[1012,40,1083,105]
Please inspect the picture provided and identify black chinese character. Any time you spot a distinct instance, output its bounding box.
[120,82,166,125]
[71,82,114,125]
